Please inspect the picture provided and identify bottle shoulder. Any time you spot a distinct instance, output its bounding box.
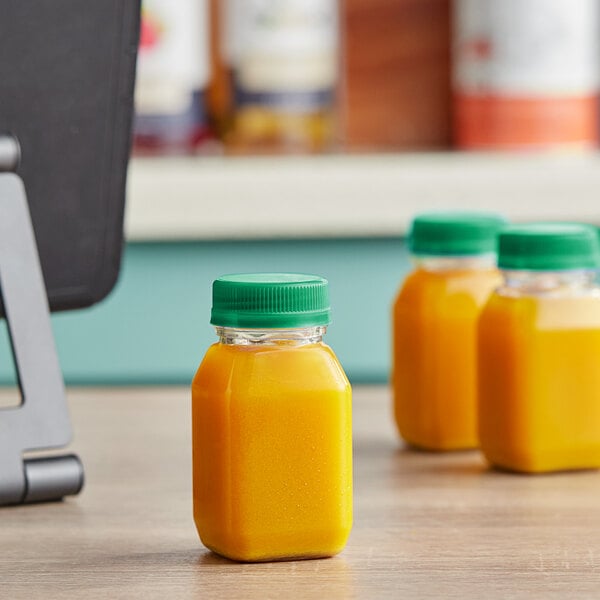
[193,341,350,393]
[480,290,600,330]
[395,267,501,309]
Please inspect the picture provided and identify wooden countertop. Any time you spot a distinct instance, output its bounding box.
[2,386,600,599]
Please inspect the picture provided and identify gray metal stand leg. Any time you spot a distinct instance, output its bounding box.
[0,173,83,505]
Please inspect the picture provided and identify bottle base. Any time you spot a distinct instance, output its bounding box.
[398,427,478,452]
[205,544,341,564]
[483,447,600,474]
[197,524,350,563]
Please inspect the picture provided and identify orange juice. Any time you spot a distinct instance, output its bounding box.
[478,224,600,473]
[192,274,352,562]
[392,213,505,450]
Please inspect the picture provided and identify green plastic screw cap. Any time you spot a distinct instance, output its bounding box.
[498,223,600,271]
[210,273,331,328]
[409,212,507,256]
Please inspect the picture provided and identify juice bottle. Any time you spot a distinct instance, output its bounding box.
[192,273,352,562]
[393,213,505,450]
[478,224,600,473]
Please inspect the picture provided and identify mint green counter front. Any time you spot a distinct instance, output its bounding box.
[0,238,411,386]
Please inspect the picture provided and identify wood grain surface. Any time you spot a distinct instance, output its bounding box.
[2,386,600,599]
[342,0,452,150]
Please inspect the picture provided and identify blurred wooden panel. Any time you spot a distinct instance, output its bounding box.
[342,0,451,150]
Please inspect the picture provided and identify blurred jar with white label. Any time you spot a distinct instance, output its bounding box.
[223,0,340,153]
[134,0,211,154]
[453,0,600,150]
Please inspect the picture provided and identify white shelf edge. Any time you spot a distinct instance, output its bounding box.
[125,153,600,241]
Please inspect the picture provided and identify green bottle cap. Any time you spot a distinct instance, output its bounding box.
[409,212,507,256]
[498,223,600,271]
[210,273,331,328]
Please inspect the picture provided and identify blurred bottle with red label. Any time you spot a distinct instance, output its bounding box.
[453,0,600,150]
[134,0,211,154]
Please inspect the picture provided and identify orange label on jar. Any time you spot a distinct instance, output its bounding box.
[454,94,599,149]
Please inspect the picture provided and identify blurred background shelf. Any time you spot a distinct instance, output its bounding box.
[0,151,589,388]
[125,152,600,241]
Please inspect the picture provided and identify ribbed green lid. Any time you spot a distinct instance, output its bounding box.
[210,273,331,328]
[409,212,507,256]
[498,224,600,271]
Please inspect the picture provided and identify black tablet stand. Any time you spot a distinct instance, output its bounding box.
[0,135,83,505]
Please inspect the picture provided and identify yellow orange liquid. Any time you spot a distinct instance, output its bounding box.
[227,107,335,153]
[192,340,352,562]
[478,292,600,473]
[393,265,501,450]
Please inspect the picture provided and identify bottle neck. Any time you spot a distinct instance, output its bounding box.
[414,253,497,272]
[216,326,326,346]
[499,269,599,297]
